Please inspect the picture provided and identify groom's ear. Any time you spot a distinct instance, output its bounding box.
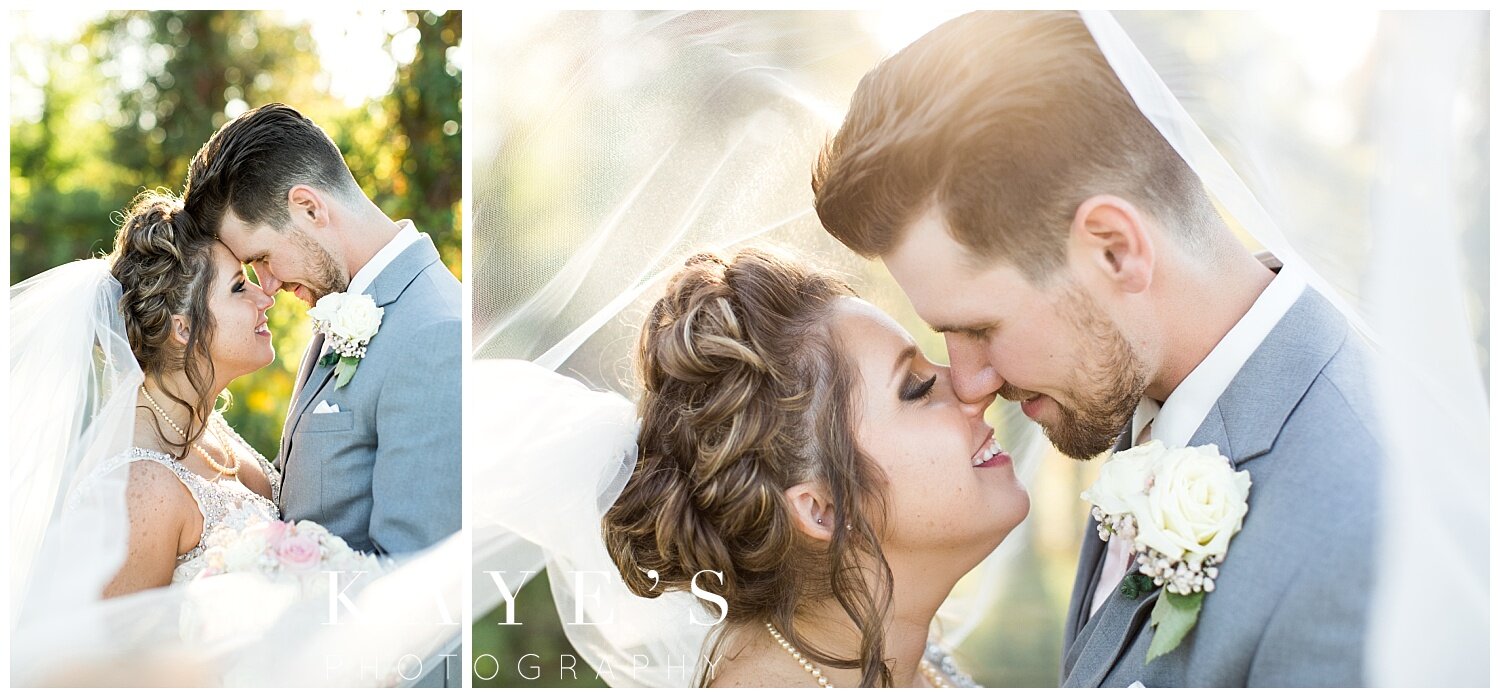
[286,185,329,230]
[1069,195,1154,294]
[784,482,837,543]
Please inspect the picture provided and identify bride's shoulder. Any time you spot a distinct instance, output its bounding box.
[114,450,196,510]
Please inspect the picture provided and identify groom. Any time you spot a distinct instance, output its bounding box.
[815,12,1379,687]
[182,104,461,684]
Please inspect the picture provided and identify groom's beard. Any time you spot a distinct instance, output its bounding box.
[289,228,349,301]
[1005,289,1147,460]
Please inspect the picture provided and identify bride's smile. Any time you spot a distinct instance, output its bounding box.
[604,249,1032,688]
[834,296,1029,562]
[206,243,277,375]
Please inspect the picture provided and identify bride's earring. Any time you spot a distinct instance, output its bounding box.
[816,517,824,525]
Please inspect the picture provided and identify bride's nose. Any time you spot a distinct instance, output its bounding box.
[253,284,275,311]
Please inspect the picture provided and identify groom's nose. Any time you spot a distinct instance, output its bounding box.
[945,334,1005,404]
[956,380,996,418]
[252,262,283,294]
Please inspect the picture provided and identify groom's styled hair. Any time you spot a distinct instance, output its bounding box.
[183,103,362,237]
[812,11,1217,281]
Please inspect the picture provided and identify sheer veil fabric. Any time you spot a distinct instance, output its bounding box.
[469,10,1487,687]
[1084,11,1487,685]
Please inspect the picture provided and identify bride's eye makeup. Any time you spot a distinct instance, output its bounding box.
[900,374,937,402]
[957,326,992,341]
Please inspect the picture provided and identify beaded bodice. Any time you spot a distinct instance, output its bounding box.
[111,415,281,583]
[923,640,980,688]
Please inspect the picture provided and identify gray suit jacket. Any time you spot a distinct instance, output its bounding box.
[1060,287,1381,687]
[279,234,461,556]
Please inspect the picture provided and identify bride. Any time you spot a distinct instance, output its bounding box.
[10,192,457,687]
[602,248,1027,687]
[476,247,1027,688]
[101,192,285,595]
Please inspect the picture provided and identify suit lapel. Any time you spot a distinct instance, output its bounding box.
[1069,584,1162,687]
[1062,287,1348,686]
[287,354,339,437]
[279,334,323,478]
[1061,422,1133,681]
[1069,426,1131,637]
[1069,411,1235,687]
[278,236,442,476]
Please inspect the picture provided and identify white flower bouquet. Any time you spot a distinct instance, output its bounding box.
[1082,440,1252,661]
[198,518,382,593]
[308,292,384,388]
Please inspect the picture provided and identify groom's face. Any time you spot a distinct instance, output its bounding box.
[217,209,348,306]
[884,207,1147,460]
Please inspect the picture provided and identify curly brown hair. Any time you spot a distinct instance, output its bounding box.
[602,248,897,687]
[107,190,222,457]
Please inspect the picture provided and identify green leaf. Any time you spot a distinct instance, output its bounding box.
[1146,591,1204,663]
[334,356,360,389]
[318,352,338,367]
[1120,572,1154,601]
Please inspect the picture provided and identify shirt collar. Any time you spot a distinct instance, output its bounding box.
[347,220,421,297]
[1137,264,1307,448]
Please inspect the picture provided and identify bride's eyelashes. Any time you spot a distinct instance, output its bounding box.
[900,374,937,402]
[954,326,993,341]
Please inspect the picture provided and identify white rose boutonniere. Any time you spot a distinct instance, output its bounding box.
[1081,440,1251,661]
[308,292,384,389]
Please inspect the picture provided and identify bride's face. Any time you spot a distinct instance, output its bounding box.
[204,243,276,379]
[831,298,1030,561]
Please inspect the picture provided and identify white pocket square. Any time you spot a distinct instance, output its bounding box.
[313,400,341,414]
[1128,681,1146,688]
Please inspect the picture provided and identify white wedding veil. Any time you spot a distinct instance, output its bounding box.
[10,259,138,634]
[470,10,1487,687]
[9,258,465,687]
[1082,11,1488,686]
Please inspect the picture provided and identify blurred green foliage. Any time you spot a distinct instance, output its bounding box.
[10,9,462,458]
[474,571,610,688]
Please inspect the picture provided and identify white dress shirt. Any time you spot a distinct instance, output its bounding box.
[1130,264,1306,450]
[347,219,422,296]
[318,220,422,360]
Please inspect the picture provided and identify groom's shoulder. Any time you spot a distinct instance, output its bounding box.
[1289,327,1381,450]
[385,260,461,324]
[364,262,460,363]
[1262,289,1382,461]
[1258,327,1382,522]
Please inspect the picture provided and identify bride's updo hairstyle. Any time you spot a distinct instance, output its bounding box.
[604,248,896,687]
[107,190,222,458]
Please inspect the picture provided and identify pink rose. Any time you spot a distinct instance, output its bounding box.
[274,534,322,573]
[263,520,293,546]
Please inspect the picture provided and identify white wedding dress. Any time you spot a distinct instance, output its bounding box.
[102,413,283,585]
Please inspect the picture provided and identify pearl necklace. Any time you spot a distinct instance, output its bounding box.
[765,622,951,688]
[140,386,239,477]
